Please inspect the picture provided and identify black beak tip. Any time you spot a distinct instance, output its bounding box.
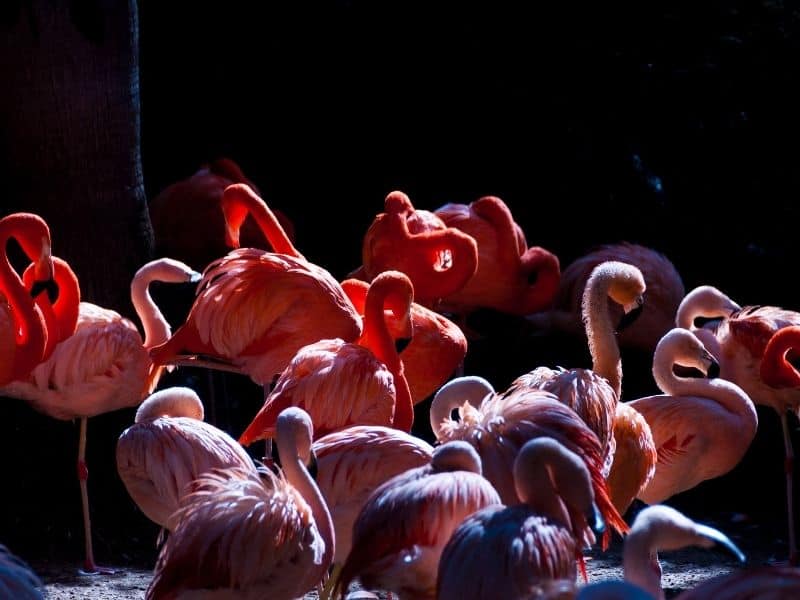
[707,361,721,379]
[617,304,644,332]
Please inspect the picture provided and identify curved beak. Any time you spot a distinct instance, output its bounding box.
[617,295,645,332]
[695,523,747,564]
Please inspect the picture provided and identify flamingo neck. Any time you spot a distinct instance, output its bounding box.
[276,432,335,581]
[131,269,172,350]
[582,269,622,398]
[760,328,800,389]
[0,219,48,380]
[223,184,302,258]
[623,536,665,600]
[24,257,80,358]
[429,377,493,440]
[360,278,414,432]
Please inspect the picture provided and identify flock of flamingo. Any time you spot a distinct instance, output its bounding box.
[2,158,800,599]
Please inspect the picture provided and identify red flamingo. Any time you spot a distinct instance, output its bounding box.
[149,183,362,386]
[437,438,606,600]
[340,276,468,404]
[334,440,502,599]
[146,407,334,599]
[148,157,295,270]
[0,212,52,385]
[1,256,201,574]
[237,270,417,444]
[353,190,479,307]
[434,195,561,316]
[116,386,257,531]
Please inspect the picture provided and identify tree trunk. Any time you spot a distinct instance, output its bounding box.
[0,0,153,318]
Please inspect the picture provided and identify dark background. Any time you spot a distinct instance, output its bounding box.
[3,0,800,571]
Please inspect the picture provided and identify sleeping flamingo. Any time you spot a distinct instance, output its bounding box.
[352,190,479,307]
[430,378,628,549]
[334,440,501,600]
[149,183,362,386]
[237,270,416,445]
[674,288,800,563]
[340,276,468,404]
[148,157,295,270]
[312,425,433,599]
[505,260,647,476]
[528,242,685,354]
[628,328,758,504]
[116,386,257,531]
[146,407,334,599]
[0,256,201,574]
[0,543,44,600]
[0,212,52,385]
[433,195,561,317]
[437,437,605,600]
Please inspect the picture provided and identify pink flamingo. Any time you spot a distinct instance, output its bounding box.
[433,195,561,316]
[116,386,257,531]
[146,407,334,599]
[430,376,629,549]
[340,276,468,404]
[605,401,657,516]
[334,440,502,599]
[0,256,201,574]
[237,270,416,445]
[628,328,758,505]
[528,242,685,354]
[0,543,43,599]
[674,284,741,358]
[352,190,479,307]
[0,212,52,385]
[149,183,362,386]
[506,260,647,476]
[312,425,434,598]
[148,157,295,270]
[437,437,606,600]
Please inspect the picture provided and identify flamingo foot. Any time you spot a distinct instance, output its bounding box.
[79,560,117,576]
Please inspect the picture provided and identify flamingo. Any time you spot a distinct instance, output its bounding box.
[605,401,657,517]
[312,425,434,599]
[237,270,416,445]
[334,440,502,600]
[618,505,745,600]
[352,190,479,307]
[146,406,334,600]
[505,260,647,476]
[628,328,758,504]
[437,437,606,600]
[430,376,629,549]
[527,242,685,354]
[0,212,52,385]
[0,543,44,600]
[340,276,468,404]
[676,285,800,563]
[148,157,295,270]
[149,183,362,386]
[433,195,561,317]
[675,565,800,599]
[0,256,201,574]
[116,386,257,531]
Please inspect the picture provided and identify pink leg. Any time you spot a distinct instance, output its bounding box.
[77,417,115,576]
[780,412,798,566]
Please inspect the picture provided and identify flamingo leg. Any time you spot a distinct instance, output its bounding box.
[318,562,342,600]
[77,417,115,576]
[780,411,798,566]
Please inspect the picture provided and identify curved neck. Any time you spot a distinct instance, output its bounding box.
[582,268,622,398]
[429,376,493,439]
[24,257,80,358]
[0,216,49,380]
[653,356,757,421]
[360,275,414,432]
[760,327,800,388]
[519,247,561,313]
[276,433,335,579]
[623,532,664,600]
[131,268,171,349]
[222,183,302,258]
[134,387,204,423]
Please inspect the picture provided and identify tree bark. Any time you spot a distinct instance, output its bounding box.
[0,0,153,318]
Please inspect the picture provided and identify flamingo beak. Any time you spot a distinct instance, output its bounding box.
[587,502,606,538]
[617,295,645,332]
[695,523,747,564]
[188,271,202,284]
[706,359,721,379]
